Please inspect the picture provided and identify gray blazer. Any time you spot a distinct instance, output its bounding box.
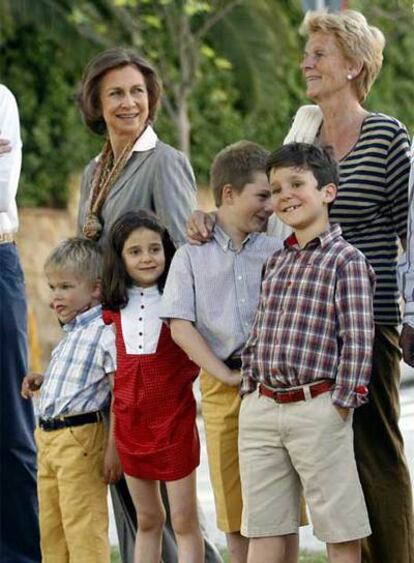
[77,140,197,248]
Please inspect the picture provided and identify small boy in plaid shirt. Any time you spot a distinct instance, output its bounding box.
[21,238,120,563]
[239,143,376,563]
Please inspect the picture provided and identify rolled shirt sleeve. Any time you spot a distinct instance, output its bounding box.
[332,257,376,408]
[160,246,196,323]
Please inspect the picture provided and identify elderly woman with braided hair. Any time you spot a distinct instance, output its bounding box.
[75,48,221,563]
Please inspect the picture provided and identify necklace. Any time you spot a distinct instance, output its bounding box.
[83,138,136,240]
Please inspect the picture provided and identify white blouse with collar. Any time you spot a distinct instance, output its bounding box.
[121,285,162,355]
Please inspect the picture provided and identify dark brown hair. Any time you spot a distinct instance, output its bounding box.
[102,210,176,310]
[210,141,270,207]
[76,48,162,135]
[266,142,339,211]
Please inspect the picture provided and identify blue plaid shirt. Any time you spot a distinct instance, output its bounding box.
[38,305,116,419]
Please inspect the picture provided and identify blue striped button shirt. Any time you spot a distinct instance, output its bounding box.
[161,225,282,360]
[38,305,116,419]
[398,138,414,327]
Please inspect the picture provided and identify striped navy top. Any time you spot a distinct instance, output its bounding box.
[329,113,410,325]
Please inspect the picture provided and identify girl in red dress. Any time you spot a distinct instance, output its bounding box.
[102,210,203,563]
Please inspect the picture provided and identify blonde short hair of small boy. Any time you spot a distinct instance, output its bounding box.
[44,237,103,282]
[300,10,385,103]
[210,141,270,208]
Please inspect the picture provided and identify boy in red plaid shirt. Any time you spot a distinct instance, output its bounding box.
[239,143,375,563]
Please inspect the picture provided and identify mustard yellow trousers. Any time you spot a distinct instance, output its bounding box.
[35,421,110,563]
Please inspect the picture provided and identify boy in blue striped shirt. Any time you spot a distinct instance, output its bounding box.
[21,237,120,563]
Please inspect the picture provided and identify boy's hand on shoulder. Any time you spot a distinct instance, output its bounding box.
[103,439,123,484]
[186,210,216,245]
[21,372,44,399]
[335,405,351,421]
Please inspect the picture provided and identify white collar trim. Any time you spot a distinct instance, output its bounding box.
[95,125,158,162]
[132,125,158,152]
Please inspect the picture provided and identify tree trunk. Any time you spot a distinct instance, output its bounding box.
[176,94,191,157]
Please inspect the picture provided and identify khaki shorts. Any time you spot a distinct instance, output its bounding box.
[239,389,371,543]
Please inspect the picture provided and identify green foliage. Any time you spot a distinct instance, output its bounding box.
[350,0,414,133]
[0,25,101,207]
[1,0,413,207]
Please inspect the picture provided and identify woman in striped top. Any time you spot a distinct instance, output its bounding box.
[285,10,413,563]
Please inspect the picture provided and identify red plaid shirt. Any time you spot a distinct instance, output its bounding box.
[241,224,376,408]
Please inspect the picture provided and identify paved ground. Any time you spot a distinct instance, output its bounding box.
[109,363,414,551]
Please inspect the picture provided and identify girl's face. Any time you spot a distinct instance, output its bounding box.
[121,227,165,288]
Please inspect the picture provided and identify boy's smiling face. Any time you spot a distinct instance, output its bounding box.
[228,171,273,235]
[46,269,101,325]
[269,165,336,232]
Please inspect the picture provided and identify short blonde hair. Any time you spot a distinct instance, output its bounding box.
[300,10,385,102]
[44,237,103,283]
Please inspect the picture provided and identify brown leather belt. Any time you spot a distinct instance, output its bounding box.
[259,380,333,404]
[0,233,15,244]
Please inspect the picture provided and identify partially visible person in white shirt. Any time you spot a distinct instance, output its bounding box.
[0,84,21,234]
[0,84,41,561]
[398,138,414,367]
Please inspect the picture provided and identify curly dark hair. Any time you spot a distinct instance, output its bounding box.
[266,142,339,212]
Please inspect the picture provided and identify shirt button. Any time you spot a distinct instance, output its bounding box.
[139,332,143,336]
[139,317,143,321]
[139,345,142,349]
[241,298,245,303]
[140,292,144,296]
[141,305,145,309]
[238,276,242,280]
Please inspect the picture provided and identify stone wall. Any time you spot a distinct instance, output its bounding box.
[17,207,78,366]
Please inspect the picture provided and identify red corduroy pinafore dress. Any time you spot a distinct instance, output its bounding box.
[103,309,200,481]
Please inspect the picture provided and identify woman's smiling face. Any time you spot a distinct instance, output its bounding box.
[99,64,149,141]
[302,32,354,103]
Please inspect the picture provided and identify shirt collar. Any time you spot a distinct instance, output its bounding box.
[131,125,158,152]
[213,224,254,252]
[129,285,160,297]
[94,125,158,162]
[284,223,342,250]
[63,304,102,333]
